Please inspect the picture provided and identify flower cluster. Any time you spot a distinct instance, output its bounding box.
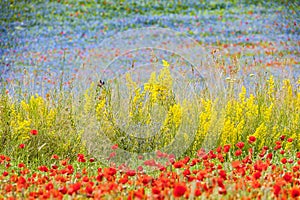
[1,137,300,199]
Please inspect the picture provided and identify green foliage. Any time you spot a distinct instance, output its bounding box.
[1,0,298,25]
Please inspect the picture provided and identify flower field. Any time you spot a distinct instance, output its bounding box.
[0,0,300,199]
[0,139,300,199]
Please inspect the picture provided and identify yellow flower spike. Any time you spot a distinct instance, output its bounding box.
[46,108,57,128]
[20,100,30,112]
[266,75,275,102]
[84,82,96,115]
[191,98,213,151]
[263,103,273,122]
[96,98,106,120]
[239,86,246,103]
[162,59,170,67]
[282,79,293,105]
[253,123,267,150]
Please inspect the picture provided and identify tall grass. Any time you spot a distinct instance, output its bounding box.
[1,59,299,167]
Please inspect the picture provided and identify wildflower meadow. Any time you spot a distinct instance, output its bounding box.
[0,0,299,199]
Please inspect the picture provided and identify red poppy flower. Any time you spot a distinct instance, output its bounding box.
[273,184,281,196]
[292,165,299,172]
[19,144,25,149]
[137,166,143,171]
[281,158,287,164]
[126,170,136,177]
[38,165,49,172]
[105,167,117,176]
[2,171,9,176]
[223,145,230,153]
[152,187,160,195]
[134,188,145,199]
[30,129,38,135]
[287,138,293,142]
[290,187,300,198]
[194,188,201,196]
[45,182,54,191]
[235,149,242,156]
[173,161,184,169]
[253,171,261,180]
[236,142,245,149]
[96,174,103,182]
[77,154,86,162]
[142,176,152,185]
[248,135,256,143]
[51,154,59,160]
[219,169,227,179]
[58,186,67,194]
[183,169,191,177]
[216,146,222,153]
[119,175,128,184]
[173,183,187,198]
[263,146,269,150]
[280,135,286,141]
[85,184,93,194]
[232,160,241,169]
[190,158,199,166]
[283,173,293,183]
[266,153,273,160]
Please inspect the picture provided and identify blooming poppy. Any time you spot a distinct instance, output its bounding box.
[232,160,241,169]
[290,187,300,199]
[173,183,187,198]
[280,135,286,141]
[235,149,242,156]
[30,129,38,135]
[281,158,287,164]
[126,170,136,177]
[51,154,59,160]
[252,171,261,180]
[236,142,245,149]
[283,173,293,183]
[77,154,86,162]
[152,187,160,195]
[173,161,184,169]
[223,145,230,153]
[248,135,256,143]
[273,184,281,196]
